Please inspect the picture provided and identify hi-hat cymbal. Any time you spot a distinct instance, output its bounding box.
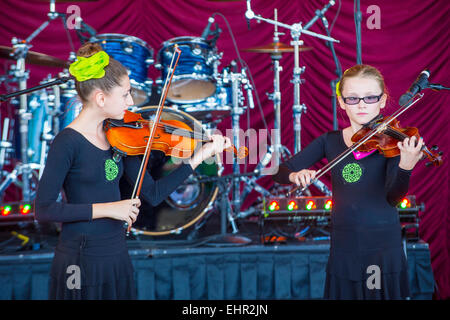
[0,45,69,68]
[243,42,313,54]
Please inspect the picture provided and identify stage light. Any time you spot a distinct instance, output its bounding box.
[324,200,333,210]
[1,205,12,216]
[268,200,280,212]
[399,198,411,209]
[306,200,316,211]
[287,200,298,211]
[20,204,32,215]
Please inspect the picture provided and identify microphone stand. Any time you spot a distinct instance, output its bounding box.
[354,0,362,64]
[321,13,342,131]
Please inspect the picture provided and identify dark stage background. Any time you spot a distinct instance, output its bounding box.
[0,0,448,298]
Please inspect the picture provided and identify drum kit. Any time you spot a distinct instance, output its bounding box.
[0,0,341,240]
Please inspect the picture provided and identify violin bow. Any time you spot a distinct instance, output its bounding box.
[287,93,425,196]
[126,45,182,234]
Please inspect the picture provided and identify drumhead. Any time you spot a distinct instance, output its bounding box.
[128,106,222,236]
[93,33,153,52]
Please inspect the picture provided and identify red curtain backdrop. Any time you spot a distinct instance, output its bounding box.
[0,0,449,299]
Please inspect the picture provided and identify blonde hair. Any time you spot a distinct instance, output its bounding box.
[74,42,128,103]
[337,64,388,97]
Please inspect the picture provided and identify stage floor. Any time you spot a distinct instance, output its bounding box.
[0,234,435,300]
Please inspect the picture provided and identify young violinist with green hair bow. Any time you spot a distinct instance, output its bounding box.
[35,42,231,300]
[273,64,424,300]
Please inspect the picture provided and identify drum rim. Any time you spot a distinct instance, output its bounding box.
[128,105,221,236]
[93,33,153,53]
[161,36,211,46]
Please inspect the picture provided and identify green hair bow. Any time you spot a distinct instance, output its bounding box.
[69,51,110,82]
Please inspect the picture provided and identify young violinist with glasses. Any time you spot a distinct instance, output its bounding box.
[35,42,231,300]
[273,64,424,300]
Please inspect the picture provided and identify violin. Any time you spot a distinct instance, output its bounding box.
[287,94,444,196]
[352,114,443,167]
[104,109,249,159]
[110,44,247,235]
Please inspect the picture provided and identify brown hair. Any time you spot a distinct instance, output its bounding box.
[338,64,388,97]
[74,42,128,103]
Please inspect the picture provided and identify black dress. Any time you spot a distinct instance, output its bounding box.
[273,131,412,300]
[35,128,194,299]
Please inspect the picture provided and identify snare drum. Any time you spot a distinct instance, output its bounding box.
[93,33,154,106]
[158,36,220,104]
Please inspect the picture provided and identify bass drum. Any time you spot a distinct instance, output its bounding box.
[127,106,222,236]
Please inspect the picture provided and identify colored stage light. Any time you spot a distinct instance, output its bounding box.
[20,204,32,215]
[268,201,280,212]
[399,198,411,209]
[1,205,12,216]
[324,200,333,210]
[306,200,316,211]
[287,200,298,211]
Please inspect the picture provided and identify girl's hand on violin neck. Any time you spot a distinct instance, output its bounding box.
[398,136,424,170]
[92,198,141,226]
[189,135,231,169]
[289,169,317,188]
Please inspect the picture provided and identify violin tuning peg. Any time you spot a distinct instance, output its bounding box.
[438,151,444,156]
[425,162,433,168]
[431,145,438,151]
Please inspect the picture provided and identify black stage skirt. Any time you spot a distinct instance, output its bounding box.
[49,228,136,300]
[324,224,410,300]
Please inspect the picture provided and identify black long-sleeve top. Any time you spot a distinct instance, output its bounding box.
[273,131,412,228]
[35,128,194,235]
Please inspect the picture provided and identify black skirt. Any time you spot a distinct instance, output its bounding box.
[49,228,136,300]
[324,224,410,300]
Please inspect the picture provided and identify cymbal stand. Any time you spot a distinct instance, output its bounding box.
[0,1,77,201]
[0,76,71,200]
[268,10,292,163]
[230,70,246,221]
[245,2,337,196]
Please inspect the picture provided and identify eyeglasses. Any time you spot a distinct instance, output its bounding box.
[342,94,383,105]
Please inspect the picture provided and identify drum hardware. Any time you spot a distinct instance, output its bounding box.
[0,1,77,202]
[245,3,337,197]
[0,76,72,201]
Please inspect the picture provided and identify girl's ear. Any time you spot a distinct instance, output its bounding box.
[93,89,106,108]
[338,96,346,110]
[380,93,387,109]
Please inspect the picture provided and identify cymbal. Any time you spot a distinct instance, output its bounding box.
[243,42,313,54]
[0,45,69,68]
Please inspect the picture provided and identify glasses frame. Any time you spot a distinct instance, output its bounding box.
[342,93,384,105]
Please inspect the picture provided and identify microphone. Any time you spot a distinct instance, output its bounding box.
[75,16,97,38]
[201,16,215,40]
[399,69,430,106]
[303,0,335,31]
